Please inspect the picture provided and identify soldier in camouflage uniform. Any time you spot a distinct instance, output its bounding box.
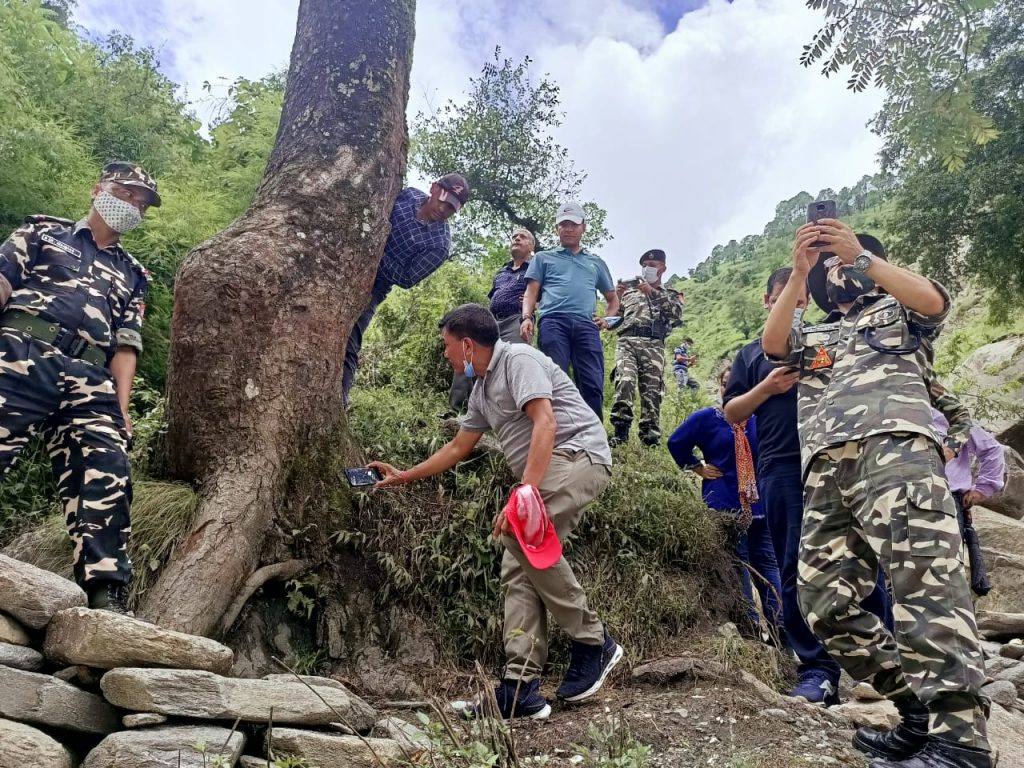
[763,218,990,768]
[609,249,683,446]
[0,162,155,614]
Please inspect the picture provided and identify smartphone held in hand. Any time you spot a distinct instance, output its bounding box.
[345,466,382,487]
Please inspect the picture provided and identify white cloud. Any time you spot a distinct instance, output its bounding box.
[73,0,884,277]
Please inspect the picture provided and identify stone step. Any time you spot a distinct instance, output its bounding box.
[266,728,407,767]
[44,607,233,673]
[101,668,377,730]
[0,665,118,734]
[0,717,75,768]
[82,725,246,768]
[0,555,85,630]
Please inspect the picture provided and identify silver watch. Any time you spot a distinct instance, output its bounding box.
[853,250,874,272]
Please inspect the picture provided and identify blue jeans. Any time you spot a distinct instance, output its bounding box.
[342,296,381,406]
[537,313,605,418]
[735,516,784,635]
[760,459,893,679]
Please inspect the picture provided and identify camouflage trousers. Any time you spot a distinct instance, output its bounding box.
[0,331,132,586]
[798,433,988,749]
[610,337,665,442]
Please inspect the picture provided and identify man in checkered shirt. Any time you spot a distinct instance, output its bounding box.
[342,173,470,404]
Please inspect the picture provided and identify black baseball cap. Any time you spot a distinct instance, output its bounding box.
[436,174,471,211]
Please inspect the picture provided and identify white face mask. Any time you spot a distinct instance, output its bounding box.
[642,266,660,284]
[93,191,143,234]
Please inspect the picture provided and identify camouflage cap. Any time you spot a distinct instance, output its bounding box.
[807,233,886,312]
[99,162,161,207]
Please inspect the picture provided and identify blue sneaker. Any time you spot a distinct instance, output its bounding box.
[556,629,624,702]
[790,670,839,706]
[453,679,551,722]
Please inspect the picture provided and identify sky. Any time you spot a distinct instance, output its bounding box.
[73,0,885,278]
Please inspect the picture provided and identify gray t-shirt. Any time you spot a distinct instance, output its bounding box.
[461,341,612,479]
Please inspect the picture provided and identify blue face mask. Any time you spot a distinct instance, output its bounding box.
[463,347,476,379]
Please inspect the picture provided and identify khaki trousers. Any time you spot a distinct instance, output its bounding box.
[501,449,610,680]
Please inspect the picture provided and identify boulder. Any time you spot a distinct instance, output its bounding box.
[977,611,1024,642]
[83,725,245,768]
[831,701,900,730]
[0,665,118,734]
[101,668,376,730]
[123,713,170,729]
[0,641,45,671]
[981,680,1019,707]
[266,729,407,767]
[987,703,1024,767]
[952,336,1024,452]
[973,508,1024,617]
[1001,640,1024,660]
[0,555,85,630]
[0,717,74,768]
[44,607,233,673]
[984,447,1024,521]
[993,658,1024,697]
[0,612,30,646]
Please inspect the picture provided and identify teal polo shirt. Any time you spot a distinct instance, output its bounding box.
[525,247,615,318]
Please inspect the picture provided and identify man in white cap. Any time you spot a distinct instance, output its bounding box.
[520,201,618,417]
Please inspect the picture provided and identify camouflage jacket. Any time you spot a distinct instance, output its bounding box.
[616,283,683,340]
[766,282,970,476]
[0,216,148,358]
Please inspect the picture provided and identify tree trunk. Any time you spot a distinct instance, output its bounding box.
[140,0,416,635]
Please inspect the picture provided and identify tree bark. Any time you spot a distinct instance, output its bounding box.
[140,0,416,635]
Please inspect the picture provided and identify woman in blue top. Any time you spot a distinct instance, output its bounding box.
[668,367,784,641]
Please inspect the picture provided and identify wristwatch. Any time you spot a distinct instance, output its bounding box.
[853,250,875,272]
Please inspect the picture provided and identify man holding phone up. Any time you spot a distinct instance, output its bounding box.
[762,217,990,768]
[370,304,622,721]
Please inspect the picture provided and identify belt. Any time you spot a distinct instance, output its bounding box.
[620,328,664,340]
[0,311,108,367]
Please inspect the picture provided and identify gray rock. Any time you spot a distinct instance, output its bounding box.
[988,703,1024,767]
[0,612,30,646]
[101,668,376,730]
[237,758,266,768]
[994,658,1024,697]
[373,716,430,752]
[981,680,1019,707]
[52,665,102,688]
[986,655,1023,676]
[0,665,118,734]
[1002,640,1024,660]
[83,725,245,768]
[266,729,407,767]
[260,673,348,690]
[986,447,1024,521]
[977,610,1024,641]
[122,713,170,729]
[0,717,74,768]
[851,682,885,702]
[0,555,85,630]
[981,640,1005,659]
[0,641,44,671]
[831,701,900,730]
[44,607,233,673]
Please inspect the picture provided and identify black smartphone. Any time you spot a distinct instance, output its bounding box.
[345,466,382,487]
[807,200,837,249]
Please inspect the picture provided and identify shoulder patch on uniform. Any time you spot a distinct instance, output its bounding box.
[809,345,833,370]
[24,214,75,227]
[39,233,82,259]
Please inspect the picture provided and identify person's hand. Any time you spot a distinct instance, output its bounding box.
[491,509,512,539]
[814,218,862,264]
[760,366,800,395]
[121,409,133,438]
[792,223,823,275]
[594,316,609,330]
[963,490,986,509]
[637,281,655,295]
[693,463,723,480]
[368,461,405,489]
[520,317,534,342]
[677,291,685,304]
[943,447,957,463]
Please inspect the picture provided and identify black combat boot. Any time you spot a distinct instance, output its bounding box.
[609,423,630,446]
[853,698,929,759]
[869,737,992,768]
[86,581,131,615]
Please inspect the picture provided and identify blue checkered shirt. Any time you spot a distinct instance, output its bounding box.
[372,188,452,301]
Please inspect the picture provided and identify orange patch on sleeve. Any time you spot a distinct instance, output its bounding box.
[809,345,833,370]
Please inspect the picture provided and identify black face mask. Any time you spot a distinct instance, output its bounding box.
[826,265,876,305]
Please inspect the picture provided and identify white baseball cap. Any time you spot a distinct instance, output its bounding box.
[555,201,585,225]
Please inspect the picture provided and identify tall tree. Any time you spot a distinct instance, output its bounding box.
[411,49,608,248]
[140,0,416,635]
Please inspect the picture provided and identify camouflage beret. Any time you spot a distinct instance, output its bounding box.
[99,162,161,207]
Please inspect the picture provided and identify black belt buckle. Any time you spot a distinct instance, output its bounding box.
[52,327,88,359]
